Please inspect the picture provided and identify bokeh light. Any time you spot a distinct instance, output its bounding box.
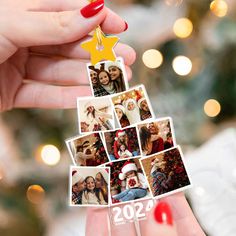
[173,18,193,38]
[41,144,61,166]
[204,99,221,117]
[142,49,163,69]
[26,185,45,204]
[172,56,192,76]
[210,0,228,17]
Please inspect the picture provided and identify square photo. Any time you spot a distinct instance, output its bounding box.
[111,85,154,128]
[103,127,141,161]
[77,96,115,133]
[137,117,176,156]
[107,158,151,205]
[70,166,110,207]
[87,58,129,97]
[140,146,191,199]
[66,133,109,166]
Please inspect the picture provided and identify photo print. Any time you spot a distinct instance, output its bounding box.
[111,85,155,128]
[87,57,129,97]
[77,96,115,133]
[70,166,110,207]
[140,146,191,199]
[66,133,109,166]
[103,127,141,161]
[137,117,176,156]
[107,158,151,205]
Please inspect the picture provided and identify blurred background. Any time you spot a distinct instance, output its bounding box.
[0,0,236,235]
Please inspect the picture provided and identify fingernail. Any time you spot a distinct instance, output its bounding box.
[154,202,173,226]
[124,21,128,31]
[80,0,104,18]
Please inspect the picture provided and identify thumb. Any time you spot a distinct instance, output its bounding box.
[0,0,116,62]
[141,201,178,236]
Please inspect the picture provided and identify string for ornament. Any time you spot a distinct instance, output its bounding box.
[89,0,104,50]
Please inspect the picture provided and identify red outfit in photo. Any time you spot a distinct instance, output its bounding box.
[150,137,164,155]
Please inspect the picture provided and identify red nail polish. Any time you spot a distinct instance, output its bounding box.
[124,21,128,31]
[80,0,104,18]
[154,202,173,226]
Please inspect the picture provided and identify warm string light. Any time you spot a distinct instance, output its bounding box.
[210,0,228,17]
[173,18,193,38]
[142,49,163,69]
[204,99,221,117]
[27,185,45,204]
[172,56,192,76]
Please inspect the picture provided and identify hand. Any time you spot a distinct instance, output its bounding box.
[85,193,206,236]
[0,0,135,112]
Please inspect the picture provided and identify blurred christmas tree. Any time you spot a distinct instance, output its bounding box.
[0,0,235,235]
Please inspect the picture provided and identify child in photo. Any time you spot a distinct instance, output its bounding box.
[137,97,152,121]
[112,161,148,202]
[97,70,116,95]
[82,176,107,205]
[124,98,141,125]
[150,158,173,196]
[89,67,110,97]
[107,62,126,92]
[118,144,133,159]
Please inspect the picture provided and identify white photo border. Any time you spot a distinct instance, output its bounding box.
[69,165,111,207]
[110,84,156,129]
[87,57,130,98]
[77,96,116,135]
[139,145,193,200]
[65,132,110,167]
[102,125,142,162]
[136,116,177,157]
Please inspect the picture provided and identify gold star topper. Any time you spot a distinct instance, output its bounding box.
[81,27,119,65]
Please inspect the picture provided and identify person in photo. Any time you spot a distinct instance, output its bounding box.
[82,176,107,205]
[148,122,164,154]
[89,67,110,97]
[71,171,85,205]
[107,62,126,92]
[112,161,148,202]
[114,104,130,127]
[164,132,174,149]
[74,140,96,166]
[95,171,109,204]
[150,158,174,196]
[139,125,164,155]
[124,98,141,124]
[118,144,133,159]
[83,101,113,131]
[137,97,152,120]
[97,70,116,94]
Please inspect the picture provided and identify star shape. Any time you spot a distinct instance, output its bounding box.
[81,31,119,65]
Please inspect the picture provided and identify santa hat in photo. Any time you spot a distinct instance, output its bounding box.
[119,161,137,180]
[84,101,93,113]
[124,98,136,109]
[105,61,121,71]
[114,104,125,114]
[115,130,126,141]
[137,97,146,109]
[72,170,84,186]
